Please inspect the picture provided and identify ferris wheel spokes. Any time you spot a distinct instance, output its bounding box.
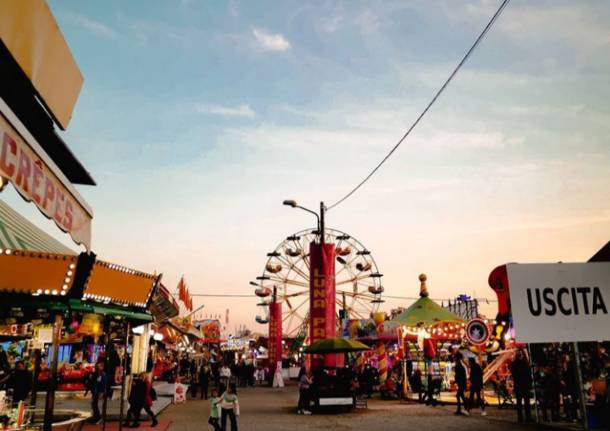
[253,228,383,335]
[335,273,375,286]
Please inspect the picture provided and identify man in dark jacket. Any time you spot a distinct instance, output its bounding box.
[199,361,211,400]
[6,361,32,403]
[510,350,532,422]
[454,353,469,415]
[468,357,486,415]
[90,361,107,423]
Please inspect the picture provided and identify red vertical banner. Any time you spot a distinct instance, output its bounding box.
[309,241,336,369]
[268,302,282,371]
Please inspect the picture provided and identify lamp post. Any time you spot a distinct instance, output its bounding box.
[282,200,326,244]
[283,199,335,369]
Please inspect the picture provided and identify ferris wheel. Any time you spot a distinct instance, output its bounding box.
[252,228,384,337]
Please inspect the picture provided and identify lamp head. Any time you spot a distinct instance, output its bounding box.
[282,199,297,208]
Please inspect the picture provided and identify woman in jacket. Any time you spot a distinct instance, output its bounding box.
[220,383,239,431]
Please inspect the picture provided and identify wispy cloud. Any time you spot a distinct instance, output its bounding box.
[251,27,291,52]
[61,12,117,38]
[196,103,255,118]
[471,214,610,234]
[354,10,380,34]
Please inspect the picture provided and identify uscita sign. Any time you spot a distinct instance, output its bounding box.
[506,263,610,343]
[526,286,607,317]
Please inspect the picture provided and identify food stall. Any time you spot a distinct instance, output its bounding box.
[0,204,159,427]
[1,2,94,427]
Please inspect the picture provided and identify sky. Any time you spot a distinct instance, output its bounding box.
[4,0,610,333]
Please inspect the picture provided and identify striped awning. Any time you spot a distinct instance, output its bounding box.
[0,198,74,253]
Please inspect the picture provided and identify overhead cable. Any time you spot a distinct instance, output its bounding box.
[327,0,511,210]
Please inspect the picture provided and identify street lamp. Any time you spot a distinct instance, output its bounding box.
[282,199,326,243]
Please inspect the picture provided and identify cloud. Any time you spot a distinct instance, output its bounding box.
[251,28,291,52]
[354,10,380,34]
[446,1,610,53]
[424,131,522,149]
[61,12,117,38]
[196,103,255,118]
[471,214,610,235]
[322,15,344,34]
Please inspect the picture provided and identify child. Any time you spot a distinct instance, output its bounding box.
[208,388,221,431]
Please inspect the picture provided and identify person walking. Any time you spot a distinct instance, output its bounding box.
[510,350,532,423]
[454,353,469,416]
[362,363,374,398]
[199,361,211,400]
[297,368,313,415]
[90,361,107,423]
[220,383,239,431]
[125,373,158,428]
[468,357,486,416]
[219,363,231,390]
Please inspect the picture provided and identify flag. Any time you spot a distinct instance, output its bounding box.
[186,290,193,311]
[177,277,186,302]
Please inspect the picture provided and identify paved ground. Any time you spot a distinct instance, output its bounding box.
[160,383,552,431]
[34,390,172,420]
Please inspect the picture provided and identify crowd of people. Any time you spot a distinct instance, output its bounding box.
[2,340,609,429]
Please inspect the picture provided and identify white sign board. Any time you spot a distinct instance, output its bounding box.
[507,263,610,343]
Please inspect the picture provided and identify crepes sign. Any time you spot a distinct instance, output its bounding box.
[507,263,610,343]
[0,113,92,250]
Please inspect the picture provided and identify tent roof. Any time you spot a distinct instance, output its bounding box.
[0,198,74,253]
[391,296,462,327]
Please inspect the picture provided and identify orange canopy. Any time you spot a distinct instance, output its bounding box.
[82,260,157,308]
[0,248,76,296]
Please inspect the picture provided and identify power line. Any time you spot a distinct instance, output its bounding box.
[327,0,511,211]
[184,293,498,302]
[172,293,256,298]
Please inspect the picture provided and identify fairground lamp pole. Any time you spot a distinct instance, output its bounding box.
[282,200,326,244]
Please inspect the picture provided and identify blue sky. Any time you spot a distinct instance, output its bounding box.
[5,0,610,330]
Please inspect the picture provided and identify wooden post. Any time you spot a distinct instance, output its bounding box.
[43,313,63,431]
[118,321,131,431]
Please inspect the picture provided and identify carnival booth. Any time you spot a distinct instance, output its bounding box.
[303,337,370,410]
[488,249,610,429]
[0,200,158,426]
[391,275,465,397]
[343,274,469,402]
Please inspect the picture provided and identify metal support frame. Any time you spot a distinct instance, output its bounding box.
[572,342,589,430]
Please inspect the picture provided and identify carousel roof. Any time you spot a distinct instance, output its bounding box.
[391,274,463,327]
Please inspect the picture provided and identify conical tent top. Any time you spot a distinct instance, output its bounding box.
[419,273,429,297]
